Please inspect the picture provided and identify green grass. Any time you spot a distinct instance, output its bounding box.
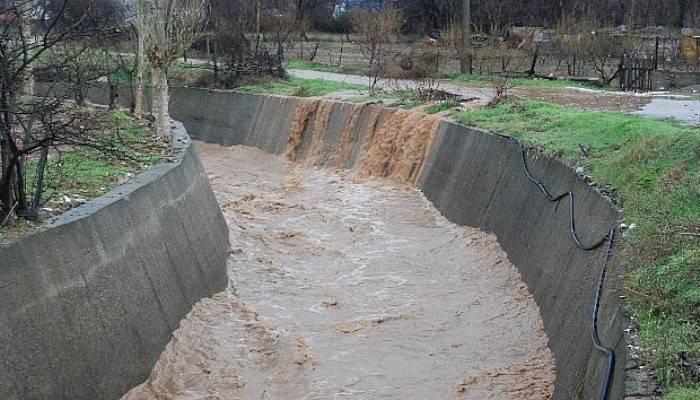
[283,59,368,76]
[37,112,166,206]
[233,77,365,97]
[3,111,167,240]
[449,73,606,90]
[425,100,459,114]
[666,387,700,400]
[631,249,700,389]
[1,112,168,240]
[109,69,135,85]
[454,99,700,394]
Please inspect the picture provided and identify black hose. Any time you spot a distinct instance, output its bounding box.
[517,145,608,251]
[501,135,616,399]
[592,228,616,400]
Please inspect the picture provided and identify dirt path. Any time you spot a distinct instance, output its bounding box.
[289,68,700,123]
[122,143,555,400]
[288,68,494,106]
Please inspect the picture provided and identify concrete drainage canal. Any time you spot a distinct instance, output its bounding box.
[123,142,555,399]
[129,92,624,400]
[2,91,626,399]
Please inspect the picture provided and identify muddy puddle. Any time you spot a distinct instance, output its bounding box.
[632,98,700,125]
[121,143,555,400]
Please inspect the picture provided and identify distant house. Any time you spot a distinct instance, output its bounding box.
[333,0,394,18]
[343,0,383,10]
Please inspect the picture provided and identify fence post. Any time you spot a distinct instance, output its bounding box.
[654,35,659,71]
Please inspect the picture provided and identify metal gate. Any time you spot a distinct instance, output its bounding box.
[620,56,654,92]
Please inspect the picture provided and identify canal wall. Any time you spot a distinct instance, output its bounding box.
[169,91,625,399]
[0,123,230,400]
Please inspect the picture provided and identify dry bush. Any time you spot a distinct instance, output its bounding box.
[487,78,513,107]
[383,47,441,80]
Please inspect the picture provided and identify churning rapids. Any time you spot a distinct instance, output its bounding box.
[121,142,555,400]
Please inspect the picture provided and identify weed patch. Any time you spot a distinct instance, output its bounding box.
[425,100,459,114]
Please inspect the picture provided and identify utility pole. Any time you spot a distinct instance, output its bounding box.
[460,0,472,74]
[256,0,262,38]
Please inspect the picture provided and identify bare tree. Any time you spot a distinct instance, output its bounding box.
[293,0,320,40]
[0,0,121,223]
[350,5,401,94]
[136,0,209,137]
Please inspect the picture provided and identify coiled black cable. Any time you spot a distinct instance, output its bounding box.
[501,135,617,399]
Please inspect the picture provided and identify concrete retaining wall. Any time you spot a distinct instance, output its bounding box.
[169,91,625,399]
[0,123,230,400]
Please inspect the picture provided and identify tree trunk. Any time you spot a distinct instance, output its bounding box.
[256,0,262,37]
[24,146,49,219]
[460,0,472,74]
[20,4,34,96]
[1,93,16,219]
[151,65,170,138]
[527,45,539,77]
[0,134,12,220]
[15,156,29,215]
[679,0,688,27]
[133,32,146,117]
[206,35,211,62]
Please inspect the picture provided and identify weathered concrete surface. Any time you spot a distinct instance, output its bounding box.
[419,123,624,400]
[169,91,625,399]
[0,123,230,400]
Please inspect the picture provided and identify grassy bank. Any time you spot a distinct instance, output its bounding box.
[233,76,365,97]
[454,99,700,396]
[1,111,168,241]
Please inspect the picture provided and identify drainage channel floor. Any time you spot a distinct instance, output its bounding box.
[122,142,555,400]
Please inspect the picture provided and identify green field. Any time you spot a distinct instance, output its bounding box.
[454,99,700,396]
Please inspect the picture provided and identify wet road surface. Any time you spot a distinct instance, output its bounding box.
[122,143,555,400]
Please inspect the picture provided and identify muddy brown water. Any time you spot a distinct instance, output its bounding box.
[121,142,555,400]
